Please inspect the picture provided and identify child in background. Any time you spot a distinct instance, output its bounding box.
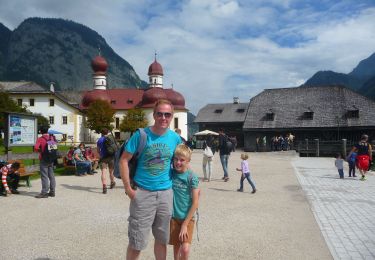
[236,153,256,194]
[335,153,345,179]
[169,144,200,260]
[347,151,357,177]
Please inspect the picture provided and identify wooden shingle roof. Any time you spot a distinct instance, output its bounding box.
[243,85,375,130]
[194,102,249,123]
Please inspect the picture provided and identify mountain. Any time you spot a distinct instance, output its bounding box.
[0,18,147,91]
[302,52,375,99]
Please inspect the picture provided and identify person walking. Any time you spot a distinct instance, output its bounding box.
[34,125,57,198]
[346,151,357,177]
[202,140,213,181]
[349,134,372,181]
[218,128,231,182]
[335,153,345,179]
[97,128,116,194]
[119,99,182,260]
[236,153,256,193]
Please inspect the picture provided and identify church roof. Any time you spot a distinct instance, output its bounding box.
[243,85,375,130]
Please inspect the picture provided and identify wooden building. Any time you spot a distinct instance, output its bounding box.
[243,85,375,151]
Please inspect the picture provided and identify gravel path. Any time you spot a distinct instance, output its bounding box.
[0,151,332,259]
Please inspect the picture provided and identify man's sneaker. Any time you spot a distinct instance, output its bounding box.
[110,181,116,189]
[252,189,257,194]
[11,190,20,194]
[222,176,226,180]
[224,177,229,182]
[360,176,366,181]
[48,192,55,197]
[35,193,49,198]
[237,189,243,192]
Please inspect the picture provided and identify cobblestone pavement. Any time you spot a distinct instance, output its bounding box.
[292,157,375,260]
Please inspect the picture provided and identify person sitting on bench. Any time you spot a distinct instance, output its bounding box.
[74,143,92,176]
[1,162,21,196]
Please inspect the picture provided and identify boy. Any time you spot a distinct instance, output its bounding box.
[1,162,21,196]
[335,153,345,179]
[170,144,200,260]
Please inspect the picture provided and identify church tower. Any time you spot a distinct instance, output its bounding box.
[148,54,163,88]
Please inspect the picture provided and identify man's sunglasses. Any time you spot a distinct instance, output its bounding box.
[155,112,172,119]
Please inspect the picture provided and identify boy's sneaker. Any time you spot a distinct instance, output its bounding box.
[110,181,116,189]
[224,177,229,182]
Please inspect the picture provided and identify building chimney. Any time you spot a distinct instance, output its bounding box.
[233,97,239,104]
[50,82,55,93]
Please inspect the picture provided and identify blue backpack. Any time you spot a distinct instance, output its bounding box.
[113,129,147,186]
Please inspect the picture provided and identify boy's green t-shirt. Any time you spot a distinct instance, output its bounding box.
[172,169,199,220]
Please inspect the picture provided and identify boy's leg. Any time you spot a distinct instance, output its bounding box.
[238,176,244,191]
[245,174,256,191]
[179,242,191,260]
[173,244,180,260]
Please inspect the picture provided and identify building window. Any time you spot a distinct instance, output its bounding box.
[347,110,359,118]
[111,100,116,104]
[266,112,274,121]
[29,99,35,106]
[17,99,22,106]
[303,112,314,120]
[49,99,55,106]
[62,134,67,141]
[115,132,120,139]
[49,116,55,125]
[115,117,120,129]
[214,109,223,113]
[127,99,133,104]
[62,116,68,125]
[236,108,245,113]
[174,118,179,129]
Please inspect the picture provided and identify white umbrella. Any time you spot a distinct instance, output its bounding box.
[194,130,219,136]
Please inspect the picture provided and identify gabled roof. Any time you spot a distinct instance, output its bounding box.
[194,102,249,123]
[0,81,49,92]
[243,85,375,129]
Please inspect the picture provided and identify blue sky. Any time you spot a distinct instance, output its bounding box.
[0,0,375,114]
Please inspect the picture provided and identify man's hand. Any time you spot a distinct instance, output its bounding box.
[125,187,136,200]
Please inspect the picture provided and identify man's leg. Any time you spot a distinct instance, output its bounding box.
[40,162,49,194]
[48,164,56,194]
[152,189,173,260]
[126,246,141,260]
[220,155,228,178]
[100,162,108,193]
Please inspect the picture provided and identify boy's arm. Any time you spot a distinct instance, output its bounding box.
[179,188,200,241]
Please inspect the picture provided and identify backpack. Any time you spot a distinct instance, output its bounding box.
[41,136,58,164]
[225,136,234,152]
[187,170,200,241]
[113,128,147,189]
[104,135,118,157]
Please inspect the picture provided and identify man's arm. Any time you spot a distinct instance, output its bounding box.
[119,151,135,199]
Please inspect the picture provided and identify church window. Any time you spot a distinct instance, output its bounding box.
[347,110,359,118]
[111,100,116,104]
[266,112,274,121]
[62,116,68,125]
[236,108,245,113]
[115,117,120,129]
[127,99,133,104]
[303,111,314,120]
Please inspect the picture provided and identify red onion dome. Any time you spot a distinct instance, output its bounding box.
[91,55,108,73]
[164,89,185,109]
[141,87,167,107]
[148,60,163,76]
[81,89,111,108]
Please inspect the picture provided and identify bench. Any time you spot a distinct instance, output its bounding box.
[63,157,77,174]
[8,160,38,187]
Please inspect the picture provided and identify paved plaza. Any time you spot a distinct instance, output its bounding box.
[2,150,374,259]
[292,157,375,260]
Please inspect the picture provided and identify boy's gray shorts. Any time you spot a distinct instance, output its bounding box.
[128,188,173,251]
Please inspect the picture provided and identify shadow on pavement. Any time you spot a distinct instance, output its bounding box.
[61,184,101,193]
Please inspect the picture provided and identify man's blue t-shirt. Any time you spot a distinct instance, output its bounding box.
[172,169,199,220]
[125,127,182,191]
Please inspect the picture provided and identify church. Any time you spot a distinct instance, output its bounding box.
[81,54,188,142]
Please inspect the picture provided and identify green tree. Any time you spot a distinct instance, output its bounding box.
[85,99,115,134]
[119,108,148,135]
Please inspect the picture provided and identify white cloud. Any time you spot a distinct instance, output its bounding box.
[0,0,374,114]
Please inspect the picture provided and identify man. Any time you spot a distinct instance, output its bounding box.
[218,128,231,181]
[97,128,116,194]
[120,99,182,260]
[1,162,21,196]
[34,125,56,198]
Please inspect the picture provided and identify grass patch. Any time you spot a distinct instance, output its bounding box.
[0,145,71,155]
